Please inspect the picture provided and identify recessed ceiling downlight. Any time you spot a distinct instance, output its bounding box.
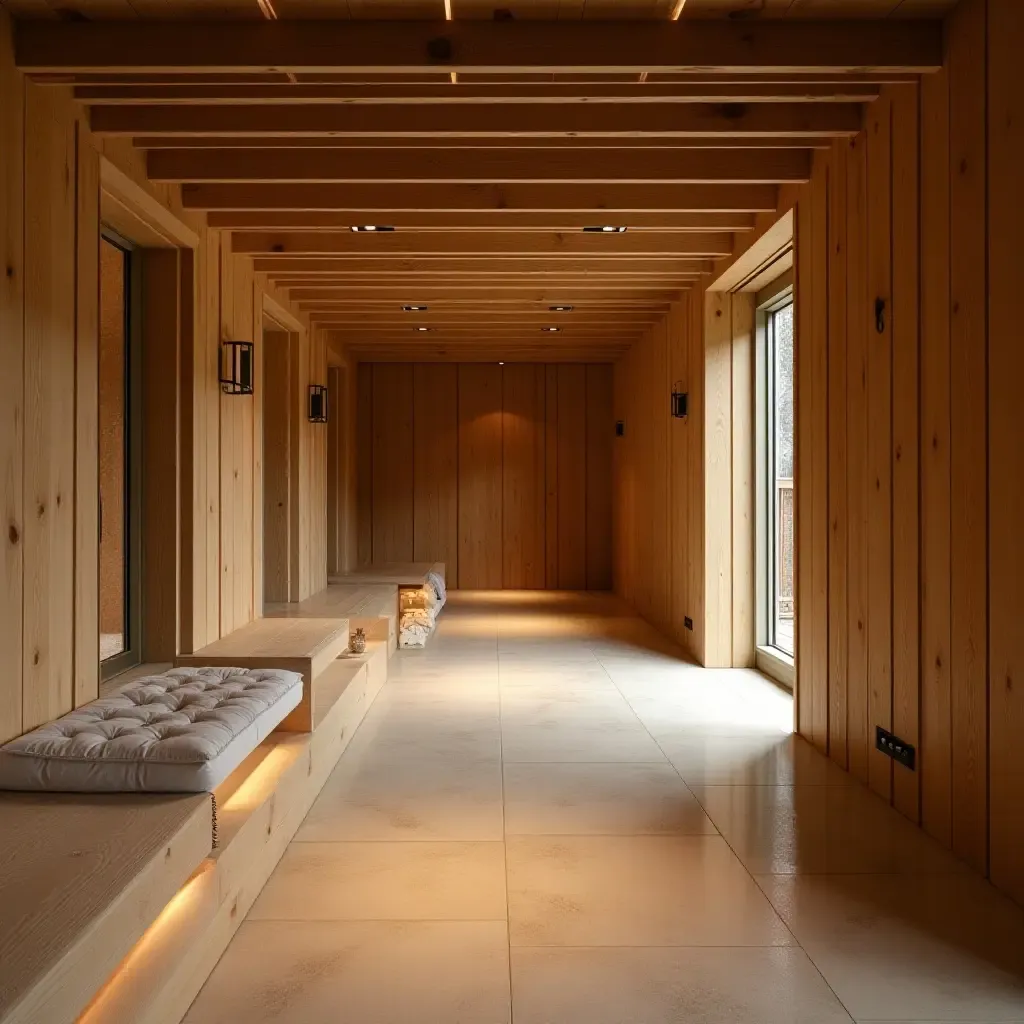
[350,225,395,232]
[549,305,574,312]
[542,326,561,333]
[583,226,627,233]
[402,305,428,311]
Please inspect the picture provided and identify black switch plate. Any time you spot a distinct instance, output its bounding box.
[876,726,916,770]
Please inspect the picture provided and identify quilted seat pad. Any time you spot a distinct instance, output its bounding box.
[0,667,302,793]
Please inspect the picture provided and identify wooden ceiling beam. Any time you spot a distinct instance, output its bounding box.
[344,350,627,364]
[221,211,755,231]
[14,19,943,74]
[253,257,716,272]
[304,299,670,309]
[231,231,735,255]
[78,83,881,104]
[95,102,862,137]
[136,136,832,150]
[289,287,683,300]
[183,182,778,212]
[152,148,811,184]
[302,312,660,324]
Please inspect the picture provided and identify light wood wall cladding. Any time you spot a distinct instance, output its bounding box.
[357,362,613,591]
[779,0,1024,907]
[0,11,324,745]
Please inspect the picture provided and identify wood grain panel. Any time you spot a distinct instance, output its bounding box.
[0,11,24,743]
[218,239,236,637]
[919,64,952,847]
[356,361,373,566]
[202,230,221,647]
[585,363,613,591]
[667,299,692,649]
[827,139,849,768]
[948,0,988,873]
[544,363,559,589]
[502,364,546,590]
[865,92,893,800]
[458,363,503,589]
[370,362,414,563]
[891,82,921,822]
[556,364,587,590]
[988,0,1024,907]
[413,362,459,585]
[23,82,76,732]
[263,331,291,603]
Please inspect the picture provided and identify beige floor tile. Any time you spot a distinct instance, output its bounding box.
[693,783,971,875]
[500,705,666,763]
[511,946,853,1023]
[297,755,504,841]
[507,835,794,947]
[250,841,507,921]
[758,873,1024,1021]
[504,762,716,836]
[659,733,853,786]
[184,921,510,1024]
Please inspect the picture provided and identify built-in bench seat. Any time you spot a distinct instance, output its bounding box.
[265,583,400,655]
[0,639,390,1024]
[0,792,213,1024]
[174,616,350,731]
[328,560,445,589]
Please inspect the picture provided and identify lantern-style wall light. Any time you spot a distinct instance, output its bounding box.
[220,341,254,395]
[671,381,689,419]
[308,384,329,423]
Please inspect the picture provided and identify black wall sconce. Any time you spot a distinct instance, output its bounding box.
[308,384,329,423]
[671,381,689,419]
[875,297,887,335]
[220,340,253,395]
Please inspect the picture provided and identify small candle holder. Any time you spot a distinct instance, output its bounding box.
[349,627,366,655]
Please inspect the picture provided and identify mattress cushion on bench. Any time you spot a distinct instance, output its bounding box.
[0,667,303,793]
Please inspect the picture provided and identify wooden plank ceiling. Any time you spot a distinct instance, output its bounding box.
[8,0,951,361]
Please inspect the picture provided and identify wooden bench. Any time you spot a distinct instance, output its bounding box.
[78,640,390,1024]
[265,583,399,655]
[0,794,213,1024]
[174,617,350,731]
[329,560,445,589]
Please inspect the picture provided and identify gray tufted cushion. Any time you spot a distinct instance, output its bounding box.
[0,667,303,793]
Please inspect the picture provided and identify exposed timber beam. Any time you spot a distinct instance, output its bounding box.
[182,183,778,212]
[298,312,662,324]
[151,148,811,184]
[14,20,943,74]
[135,136,832,150]
[77,82,881,104]
[94,102,862,137]
[230,231,735,255]
[252,257,717,273]
[287,288,684,300]
[222,211,755,231]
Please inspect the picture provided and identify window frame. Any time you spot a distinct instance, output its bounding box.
[754,271,795,689]
[100,228,145,683]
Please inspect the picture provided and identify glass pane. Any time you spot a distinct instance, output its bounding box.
[772,303,795,656]
[99,239,128,663]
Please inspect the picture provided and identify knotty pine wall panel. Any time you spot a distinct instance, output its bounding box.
[358,362,614,590]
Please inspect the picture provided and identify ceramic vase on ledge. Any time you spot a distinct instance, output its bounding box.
[349,627,367,655]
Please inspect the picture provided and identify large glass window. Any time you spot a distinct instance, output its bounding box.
[765,300,795,657]
[99,232,142,679]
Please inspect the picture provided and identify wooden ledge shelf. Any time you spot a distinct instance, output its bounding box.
[329,560,445,589]
[78,641,390,1024]
[174,616,350,731]
[0,794,213,1024]
[265,583,400,655]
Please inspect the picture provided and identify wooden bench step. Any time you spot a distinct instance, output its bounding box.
[174,617,350,731]
[265,583,399,655]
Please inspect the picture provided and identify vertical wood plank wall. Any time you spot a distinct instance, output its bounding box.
[0,11,327,745]
[357,362,613,591]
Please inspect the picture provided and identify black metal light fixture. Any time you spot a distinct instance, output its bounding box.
[541,326,561,333]
[350,225,395,232]
[583,226,627,233]
[415,326,434,332]
[220,340,254,395]
[308,384,329,423]
[403,305,428,311]
[671,381,689,419]
[549,305,574,312]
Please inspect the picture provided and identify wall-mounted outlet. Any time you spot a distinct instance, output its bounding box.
[684,616,693,631]
[876,726,916,770]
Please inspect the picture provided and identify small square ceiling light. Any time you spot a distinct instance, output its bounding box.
[542,326,561,333]
[549,305,574,312]
[350,225,395,232]
[415,326,434,332]
[402,305,428,311]
[583,226,627,233]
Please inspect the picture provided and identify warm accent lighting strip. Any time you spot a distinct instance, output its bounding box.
[256,0,277,18]
[670,0,687,19]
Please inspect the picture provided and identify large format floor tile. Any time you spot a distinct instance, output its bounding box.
[250,841,507,921]
[185,921,511,1024]
[507,835,794,947]
[503,761,716,836]
[758,873,1024,1021]
[511,947,854,1024]
[500,705,666,763]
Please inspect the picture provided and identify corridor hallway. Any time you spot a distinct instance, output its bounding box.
[184,594,1024,1024]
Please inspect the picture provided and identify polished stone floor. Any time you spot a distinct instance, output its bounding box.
[185,592,1024,1024]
